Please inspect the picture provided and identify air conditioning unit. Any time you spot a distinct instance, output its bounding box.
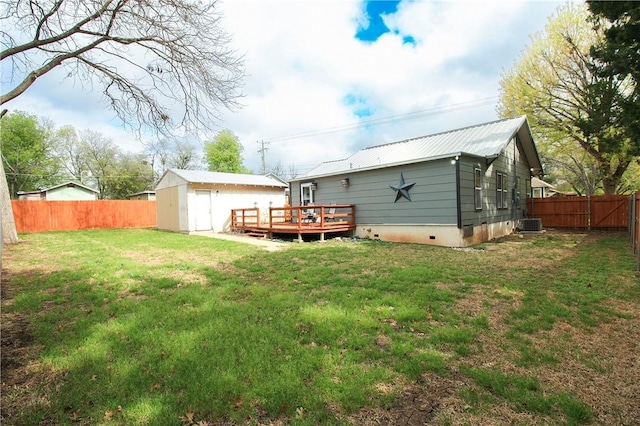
[521,218,542,232]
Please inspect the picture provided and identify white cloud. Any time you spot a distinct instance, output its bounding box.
[2,0,563,176]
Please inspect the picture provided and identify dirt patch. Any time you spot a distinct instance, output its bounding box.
[1,269,53,426]
[345,374,460,426]
[539,302,640,424]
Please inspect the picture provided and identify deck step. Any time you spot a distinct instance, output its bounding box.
[246,230,268,239]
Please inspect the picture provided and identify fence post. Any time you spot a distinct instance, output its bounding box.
[630,193,635,248]
[635,191,640,272]
[586,195,591,230]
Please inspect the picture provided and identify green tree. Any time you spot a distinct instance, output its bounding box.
[0,110,59,197]
[588,1,640,84]
[203,130,250,173]
[103,152,153,199]
[498,3,638,195]
[588,1,640,157]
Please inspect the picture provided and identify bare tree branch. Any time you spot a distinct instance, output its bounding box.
[1,0,244,135]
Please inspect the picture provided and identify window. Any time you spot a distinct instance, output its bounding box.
[474,167,482,210]
[300,182,315,206]
[497,172,508,209]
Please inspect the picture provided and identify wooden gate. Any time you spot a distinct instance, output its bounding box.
[590,195,628,229]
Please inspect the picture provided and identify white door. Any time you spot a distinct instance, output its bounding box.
[195,190,212,231]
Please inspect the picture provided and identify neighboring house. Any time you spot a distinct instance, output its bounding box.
[128,191,156,201]
[531,177,576,198]
[265,172,290,203]
[531,177,556,198]
[289,116,544,246]
[17,181,99,200]
[155,169,288,233]
[264,172,288,186]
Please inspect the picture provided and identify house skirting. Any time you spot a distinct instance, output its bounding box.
[355,221,516,247]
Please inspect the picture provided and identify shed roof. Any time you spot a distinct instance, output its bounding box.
[164,169,288,188]
[302,116,542,179]
[531,177,555,189]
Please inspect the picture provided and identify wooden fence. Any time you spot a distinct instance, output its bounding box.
[11,200,156,233]
[629,191,640,271]
[527,195,628,230]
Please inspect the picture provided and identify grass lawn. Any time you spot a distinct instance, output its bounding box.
[1,228,639,425]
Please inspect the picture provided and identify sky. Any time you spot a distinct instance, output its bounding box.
[3,0,565,178]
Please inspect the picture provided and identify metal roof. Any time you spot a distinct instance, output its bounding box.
[168,169,288,187]
[302,116,542,178]
[17,181,99,195]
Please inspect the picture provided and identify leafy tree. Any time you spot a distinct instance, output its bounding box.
[588,1,640,84]
[588,1,640,157]
[203,129,250,173]
[498,3,638,195]
[0,110,59,197]
[617,159,640,194]
[1,0,244,244]
[103,152,153,199]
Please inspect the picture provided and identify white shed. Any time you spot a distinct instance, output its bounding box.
[155,169,288,233]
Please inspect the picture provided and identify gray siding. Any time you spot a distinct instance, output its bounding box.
[459,137,531,227]
[292,159,458,225]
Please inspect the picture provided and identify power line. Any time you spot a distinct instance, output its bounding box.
[263,96,498,143]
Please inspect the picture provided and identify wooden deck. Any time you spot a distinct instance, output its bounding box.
[231,204,356,241]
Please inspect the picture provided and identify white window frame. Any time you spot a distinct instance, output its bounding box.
[497,172,508,209]
[300,182,316,206]
[474,167,482,211]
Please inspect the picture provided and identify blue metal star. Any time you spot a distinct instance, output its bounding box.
[389,172,416,202]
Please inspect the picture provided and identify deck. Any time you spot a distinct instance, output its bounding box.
[231,204,356,241]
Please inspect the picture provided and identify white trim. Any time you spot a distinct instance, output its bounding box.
[300,182,316,206]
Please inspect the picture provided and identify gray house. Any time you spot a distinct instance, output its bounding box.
[289,116,543,246]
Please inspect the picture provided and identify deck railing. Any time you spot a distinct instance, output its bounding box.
[269,204,355,230]
[231,208,260,229]
[231,204,355,234]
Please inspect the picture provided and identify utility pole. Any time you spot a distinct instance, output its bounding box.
[257,140,269,174]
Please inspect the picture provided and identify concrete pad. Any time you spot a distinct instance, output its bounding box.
[189,231,289,252]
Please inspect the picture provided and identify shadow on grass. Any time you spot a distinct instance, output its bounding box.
[3,258,432,425]
[3,230,636,425]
